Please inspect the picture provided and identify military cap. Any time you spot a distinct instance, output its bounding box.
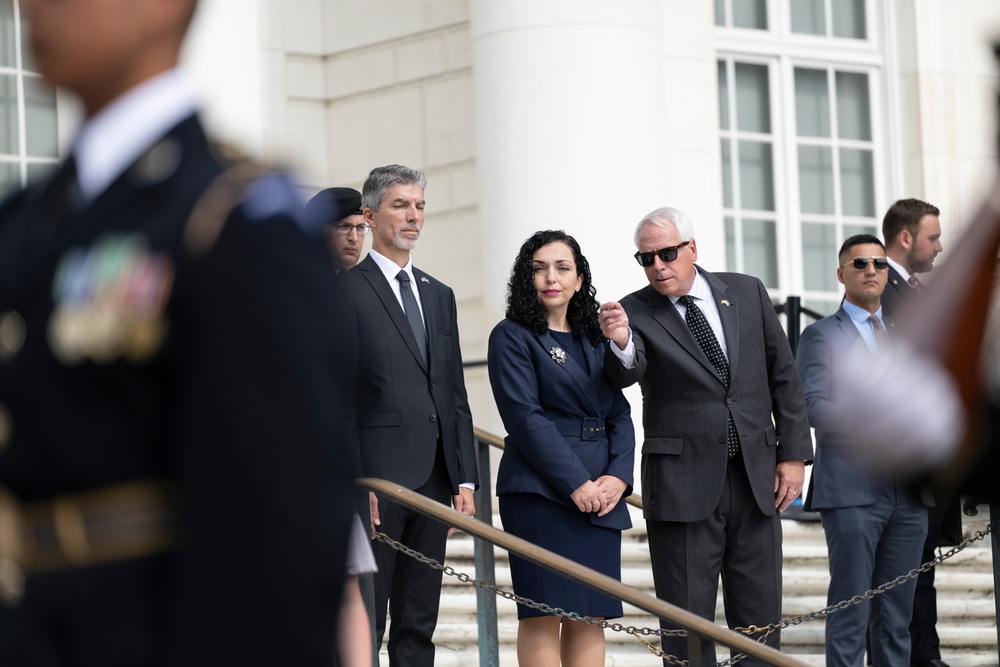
[305,187,363,225]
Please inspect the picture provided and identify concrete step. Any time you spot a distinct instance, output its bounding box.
[419,515,999,665]
[416,644,1000,667]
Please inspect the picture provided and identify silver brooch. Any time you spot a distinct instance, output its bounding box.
[549,346,567,364]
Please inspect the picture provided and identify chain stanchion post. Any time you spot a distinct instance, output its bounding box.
[991,504,1000,664]
[472,438,500,667]
[785,296,801,357]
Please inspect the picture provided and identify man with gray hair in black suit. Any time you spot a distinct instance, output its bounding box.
[341,164,478,666]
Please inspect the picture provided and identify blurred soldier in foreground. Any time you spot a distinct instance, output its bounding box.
[307,186,369,273]
[0,0,355,664]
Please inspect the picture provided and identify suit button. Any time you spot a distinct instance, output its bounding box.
[726,398,733,405]
[0,403,11,451]
[430,414,437,423]
[430,382,436,389]
[719,437,726,443]
[0,311,26,361]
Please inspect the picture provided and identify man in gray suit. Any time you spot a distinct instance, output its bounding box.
[600,207,812,665]
[341,165,478,666]
[796,234,930,667]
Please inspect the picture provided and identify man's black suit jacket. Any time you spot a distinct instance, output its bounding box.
[341,254,478,493]
[881,265,915,320]
[604,268,813,523]
[880,264,963,544]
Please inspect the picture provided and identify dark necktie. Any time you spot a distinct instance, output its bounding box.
[907,275,924,294]
[679,295,740,459]
[867,314,888,346]
[396,270,427,364]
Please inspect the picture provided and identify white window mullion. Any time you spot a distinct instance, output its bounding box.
[13,0,27,185]
[780,54,803,297]
[827,66,844,243]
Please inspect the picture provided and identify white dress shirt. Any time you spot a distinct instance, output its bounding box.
[886,256,913,285]
[367,249,426,325]
[842,300,886,353]
[73,67,198,203]
[610,270,728,367]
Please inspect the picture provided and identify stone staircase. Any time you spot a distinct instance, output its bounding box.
[387,506,998,666]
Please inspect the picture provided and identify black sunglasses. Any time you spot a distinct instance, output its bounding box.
[634,241,691,267]
[841,256,889,271]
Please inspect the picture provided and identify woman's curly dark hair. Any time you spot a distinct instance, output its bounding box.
[505,230,603,346]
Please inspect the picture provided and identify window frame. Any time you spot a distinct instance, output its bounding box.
[0,0,59,196]
[715,0,894,316]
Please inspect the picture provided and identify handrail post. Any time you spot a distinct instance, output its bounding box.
[473,437,500,667]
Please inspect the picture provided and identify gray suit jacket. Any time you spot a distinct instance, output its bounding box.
[797,306,932,510]
[797,307,887,510]
[605,268,813,522]
[341,254,478,492]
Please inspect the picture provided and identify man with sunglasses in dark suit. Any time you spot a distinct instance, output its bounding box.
[599,206,812,666]
[797,234,931,667]
[880,198,957,667]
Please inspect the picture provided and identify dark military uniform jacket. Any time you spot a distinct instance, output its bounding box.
[0,113,355,665]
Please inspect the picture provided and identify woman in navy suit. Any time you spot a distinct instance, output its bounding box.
[488,230,635,667]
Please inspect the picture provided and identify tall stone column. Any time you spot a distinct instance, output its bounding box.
[471,1,670,324]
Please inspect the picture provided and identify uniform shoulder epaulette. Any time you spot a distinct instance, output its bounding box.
[183,159,311,256]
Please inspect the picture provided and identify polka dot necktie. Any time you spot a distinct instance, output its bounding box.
[907,275,924,294]
[679,295,741,459]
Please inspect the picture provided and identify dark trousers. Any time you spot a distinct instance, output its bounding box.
[371,447,452,667]
[909,498,962,663]
[821,483,927,667]
[646,459,783,667]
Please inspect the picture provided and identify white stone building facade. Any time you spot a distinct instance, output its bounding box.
[3,0,999,447]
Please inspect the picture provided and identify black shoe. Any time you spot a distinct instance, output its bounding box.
[911,660,950,667]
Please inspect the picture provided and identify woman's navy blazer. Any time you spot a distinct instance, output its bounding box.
[487,318,635,531]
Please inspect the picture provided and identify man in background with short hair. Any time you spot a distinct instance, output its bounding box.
[880,198,959,667]
[307,186,368,273]
[881,198,942,316]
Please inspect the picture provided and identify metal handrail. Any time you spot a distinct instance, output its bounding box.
[474,426,644,510]
[359,476,807,667]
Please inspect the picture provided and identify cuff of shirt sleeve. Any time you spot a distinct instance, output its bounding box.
[609,331,636,368]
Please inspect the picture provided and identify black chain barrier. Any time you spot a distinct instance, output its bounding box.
[371,523,992,666]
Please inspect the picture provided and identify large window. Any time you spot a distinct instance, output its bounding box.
[1,0,58,200]
[716,0,885,316]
